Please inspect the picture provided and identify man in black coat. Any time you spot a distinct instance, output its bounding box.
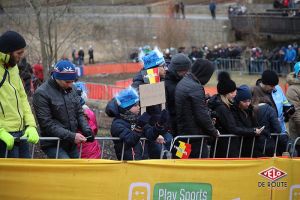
[33,60,93,158]
[165,53,191,137]
[175,59,219,158]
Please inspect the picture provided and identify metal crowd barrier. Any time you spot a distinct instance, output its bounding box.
[2,133,293,159]
[213,58,297,76]
[168,133,284,158]
[214,58,244,73]
[291,137,300,158]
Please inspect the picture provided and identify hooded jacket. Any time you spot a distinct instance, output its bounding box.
[286,72,300,139]
[106,99,159,160]
[175,71,218,137]
[0,52,36,132]
[165,70,181,135]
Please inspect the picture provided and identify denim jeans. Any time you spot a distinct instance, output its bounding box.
[43,144,79,159]
[0,131,30,158]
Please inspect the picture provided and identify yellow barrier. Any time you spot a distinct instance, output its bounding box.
[0,158,298,200]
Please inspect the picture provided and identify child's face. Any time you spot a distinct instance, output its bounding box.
[129,104,140,115]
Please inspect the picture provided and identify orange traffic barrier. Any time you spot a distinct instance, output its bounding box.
[83,63,142,75]
[115,79,132,88]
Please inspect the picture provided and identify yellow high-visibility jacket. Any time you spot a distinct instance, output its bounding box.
[0,52,36,132]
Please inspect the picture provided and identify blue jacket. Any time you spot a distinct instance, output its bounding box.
[272,85,291,133]
[255,103,281,135]
[106,99,160,160]
[284,48,296,62]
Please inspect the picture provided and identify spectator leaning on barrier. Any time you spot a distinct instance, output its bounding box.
[74,84,101,159]
[0,30,39,158]
[165,53,191,137]
[252,70,295,155]
[286,62,300,154]
[232,85,279,157]
[131,48,172,159]
[208,72,262,158]
[105,87,168,160]
[176,59,220,158]
[33,60,93,159]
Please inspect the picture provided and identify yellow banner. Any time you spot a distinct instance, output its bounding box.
[0,158,298,200]
[272,158,300,200]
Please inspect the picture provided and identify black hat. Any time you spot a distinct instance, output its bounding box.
[191,59,215,85]
[261,70,279,86]
[0,31,26,53]
[169,53,191,72]
[217,71,236,95]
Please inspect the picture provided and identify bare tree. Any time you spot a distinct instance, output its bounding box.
[3,0,87,80]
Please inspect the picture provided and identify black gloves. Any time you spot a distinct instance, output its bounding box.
[283,105,295,122]
[85,130,95,142]
[86,135,95,142]
[136,112,151,130]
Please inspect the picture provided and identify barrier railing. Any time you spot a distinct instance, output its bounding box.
[168,133,284,158]
[213,58,297,76]
[292,136,300,158]
[3,133,294,159]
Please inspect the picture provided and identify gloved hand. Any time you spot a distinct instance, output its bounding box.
[0,128,14,150]
[158,109,169,126]
[283,105,295,122]
[86,134,95,142]
[136,112,151,130]
[23,126,40,144]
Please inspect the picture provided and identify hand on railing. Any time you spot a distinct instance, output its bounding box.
[156,135,166,144]
[23,126,40,144]
[254,126,265,136]
[0,128,14,150]
[74,133,87,144]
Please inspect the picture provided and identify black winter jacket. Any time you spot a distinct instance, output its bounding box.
[208,95,255,136]
[33,78,92,148]
[131,70,162,125]
[175,73,218,137]
[165,70,181,135]
[208,95,254,157]
[106,99,160,160]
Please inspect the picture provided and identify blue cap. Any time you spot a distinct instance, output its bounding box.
[294,62,300,77]
[115,87,139,109]
[53,60,77,80]
[235,85,252,103]
[142,49,165,70]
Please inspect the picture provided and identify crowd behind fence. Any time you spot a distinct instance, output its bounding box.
[213,58,297,76]
[4,133,299,159]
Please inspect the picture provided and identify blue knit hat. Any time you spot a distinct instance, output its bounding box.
[142,48,165,70]
[115,87,139,109]
[294,62,300,77]
[53,60,77,80]
[235,85,252,103]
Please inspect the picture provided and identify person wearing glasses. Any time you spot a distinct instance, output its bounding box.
[33,60,93,158]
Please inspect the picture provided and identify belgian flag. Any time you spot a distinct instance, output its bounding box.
[141,67,160,84]
[175,141,191,159]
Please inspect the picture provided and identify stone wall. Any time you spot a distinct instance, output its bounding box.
[0,4,234,63]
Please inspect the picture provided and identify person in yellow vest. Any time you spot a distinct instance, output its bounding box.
[0,31,39,158]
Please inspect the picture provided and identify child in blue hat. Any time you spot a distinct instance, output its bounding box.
[105,87,169,160]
